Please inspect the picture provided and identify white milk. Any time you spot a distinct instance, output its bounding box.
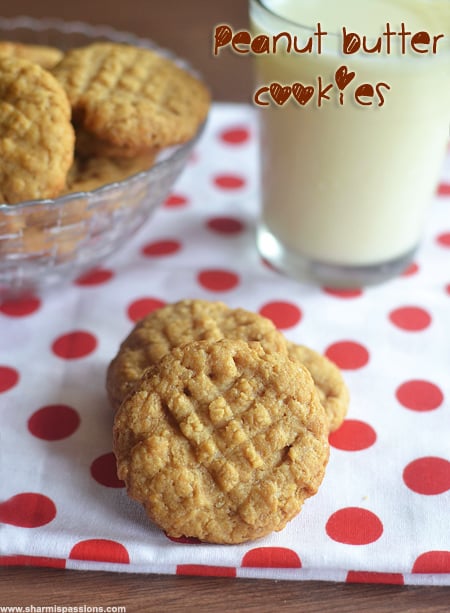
[250,0,450,273]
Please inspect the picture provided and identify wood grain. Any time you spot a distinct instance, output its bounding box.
[2,568,450,612]
[1,1,449,610]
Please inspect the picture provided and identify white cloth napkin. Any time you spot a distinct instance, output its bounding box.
[1,104,449,585]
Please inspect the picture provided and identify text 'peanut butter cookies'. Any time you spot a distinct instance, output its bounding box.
[287,343,349,432]
[106,299,287,411]
[113,339,329,544]
[52,42,210,156]
[0,57,74,204]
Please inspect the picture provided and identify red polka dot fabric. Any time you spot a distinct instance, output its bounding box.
[0,105,449,585]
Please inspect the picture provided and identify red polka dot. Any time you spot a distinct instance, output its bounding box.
[438,183,450,197]
[241,547,301,568]
[206,216,244,235]
[323,288,363,299]
[396,380,443,412]
[446,284,450,296]
[52,331,97,360]
[326,507,383,545]
[261,257,278,272]
[0,366,19,393]
[176,564,236,578]
[325,341,369,370]
[402,262,419,277]
[0,296,41,317]
[403,457,450,495]
[142,239,181,257]
[197,269,240,292]
[437,232,450,247]
[346,571,404,585]
[28,404,80,441]
[75,268,114,286]
[219,126,250,145]
[259,301,302,330]
[69,539,129,564]
[213,174,246,190]
[329,420,377,451]
[188,150,198,164]
[0,555,65,569]
[412,551,450,574]
[165,534,202,544]
[389,306,432,331]
[90,452,124,488]
[0,493,56,528]
[164,193,188,208]
[127,297,165,322]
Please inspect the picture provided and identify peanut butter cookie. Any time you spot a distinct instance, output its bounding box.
[63,151,157,194]
[287,342,349,432]
[106,299,288,411]
[0,41,63,69]
[52,42,210,156]
[0,57,74,204]
[73,126,159,160]
[113,339,329,544]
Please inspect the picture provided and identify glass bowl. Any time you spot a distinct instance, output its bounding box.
[0,17,207,298]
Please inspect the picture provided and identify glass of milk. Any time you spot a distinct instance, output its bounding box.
[249,0,450,287]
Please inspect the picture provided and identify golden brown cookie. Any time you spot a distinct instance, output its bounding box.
[106,299,288,411]
[52,42,210,156]
[287,342,349,432]
[0,41,63,69]
[73,126,159,160]
[113,339,329,544]
[0,56,74,204]
[63,151,157,194]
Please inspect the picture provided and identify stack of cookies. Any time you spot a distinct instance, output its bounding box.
[108,300,349,544]
[0,40,210,204]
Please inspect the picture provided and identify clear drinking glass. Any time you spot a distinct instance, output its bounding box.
[249,0,450,287]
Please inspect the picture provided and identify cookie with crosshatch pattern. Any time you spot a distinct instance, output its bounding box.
[287,342,349,432]
[52,42,210,157]
[0,56,74,204]
[106,299,288,412]
[0,41,63,69]
[62,150,158,194]
[113,338,329,544]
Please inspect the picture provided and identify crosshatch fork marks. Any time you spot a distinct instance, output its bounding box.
[113,338,329,543]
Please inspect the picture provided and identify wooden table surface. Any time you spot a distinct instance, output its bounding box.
[1,1,449,610]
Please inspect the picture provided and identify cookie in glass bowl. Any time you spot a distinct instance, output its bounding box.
[0,17,210,298]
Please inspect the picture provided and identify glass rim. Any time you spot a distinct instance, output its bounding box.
[0,125,204,212]
[251,0,327,35]
[250,0,450,59]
